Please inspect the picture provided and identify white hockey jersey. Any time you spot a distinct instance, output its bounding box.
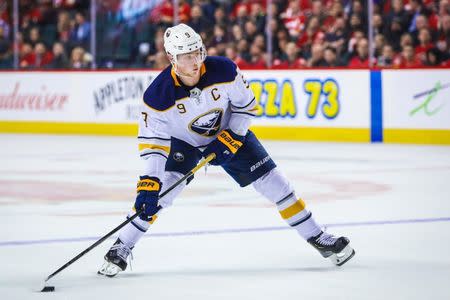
[138,56,256,178]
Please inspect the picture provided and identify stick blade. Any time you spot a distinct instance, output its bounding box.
[41,286,55,292]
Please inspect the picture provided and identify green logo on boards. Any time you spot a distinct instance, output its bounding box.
[409,81,449,117]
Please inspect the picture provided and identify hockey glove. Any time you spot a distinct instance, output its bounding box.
[135,176,162,222]
[203,129,245,165]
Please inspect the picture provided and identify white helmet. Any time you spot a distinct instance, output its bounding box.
[163,23,206,65]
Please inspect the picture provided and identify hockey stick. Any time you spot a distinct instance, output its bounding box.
[41,153,216,291]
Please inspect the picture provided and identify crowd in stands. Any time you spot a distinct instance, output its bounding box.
[0,0,449,70]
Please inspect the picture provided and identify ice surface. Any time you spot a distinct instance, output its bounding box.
[1,134,449,299]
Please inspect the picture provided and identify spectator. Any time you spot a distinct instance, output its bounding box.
[416,28,435,62]
[213,6,227,28]
[210,25,228,47]
[0,26,11,68]
[244,20,258,42]
[373,13,385,36]
[347,30,366,57]
[177,0,192,23]
[348,38,370,67]
[410,14,430,44]
[311,0,326,24]
[0,0,10,32]
[210,25,228,55]
[225,45,237,61]
[307,43,327,67]
[48,42,69,69]
[196,0,215,24]
[273,27,290,59]
[189,5,212,34]
[281,0,306,39]
[407,0,427,33]
[0,26,10,57]
[425,47,443,66]
[70,46,89,69]
[142,29,166,69]
[437,15,450,55]
[69,11,91,49]
[350,0,365,17]
[377,44,395,67]
[19,43,35,68]
[249,2,266,33]
[386,17,405,51]
[226,43,249,69]
[27,27,42,47]
[297,16,324,53]
[349,13,365,33]
[400,32,415,49]
[273,41,304,68]
[34,42,53,68]
[159,0,191,25]
[207,46,218,56]
[248,42,266,68]
[56,11,71,46]
[0,18,10,39]
[253,34,265,51]
[438,0,450,17]
[5,0,450,70]
[386,0,409,32]
[325,17,347,55]
[322,1,344,32]
[374,33,386,57]
[231,24,244,42]
[146,51,169,69]
[323,46,341,67]
[395,44,423,67]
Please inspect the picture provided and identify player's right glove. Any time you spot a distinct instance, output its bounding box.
[134,176,162,222]
[203,129,245,165]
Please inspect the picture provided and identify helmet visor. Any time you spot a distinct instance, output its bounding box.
[176,48,206,66]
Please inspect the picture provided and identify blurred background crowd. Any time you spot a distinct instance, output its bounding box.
[0,0,449,70]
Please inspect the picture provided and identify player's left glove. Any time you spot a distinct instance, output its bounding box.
[203,129,245,165]
[134,176,162,222]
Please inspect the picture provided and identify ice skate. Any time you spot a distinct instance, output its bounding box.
[307,231,355,266]
[98,239,132,277]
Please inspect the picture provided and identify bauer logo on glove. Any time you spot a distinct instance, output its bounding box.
[135,176,162,222]
[137,177,161,192]
[203,129,245,165]
[217,130,243,154]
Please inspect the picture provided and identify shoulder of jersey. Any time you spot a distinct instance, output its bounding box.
[204,56,238,83]
[143,66,176,111]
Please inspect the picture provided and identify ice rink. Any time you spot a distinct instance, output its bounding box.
[1,134,450,299]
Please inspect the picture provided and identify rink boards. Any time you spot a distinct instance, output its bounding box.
[0,68,449,144]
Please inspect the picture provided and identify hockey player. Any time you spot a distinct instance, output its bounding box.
[98,24,355,277]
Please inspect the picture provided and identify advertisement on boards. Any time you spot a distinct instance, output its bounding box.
[383,69,450,130]
[0,70,371,130]
[0,71,155,123]
[244,70,370,128]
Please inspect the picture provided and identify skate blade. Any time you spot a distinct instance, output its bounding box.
[97,260,122,277]
[330,245,355,266]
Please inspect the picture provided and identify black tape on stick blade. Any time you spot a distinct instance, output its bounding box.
[41,286,55,292]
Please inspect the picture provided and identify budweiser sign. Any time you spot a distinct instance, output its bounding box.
[0,83,69,111]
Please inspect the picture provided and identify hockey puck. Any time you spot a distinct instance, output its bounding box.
[41,286,55,292]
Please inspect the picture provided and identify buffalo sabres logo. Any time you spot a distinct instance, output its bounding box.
[190,87,202,105]
[173,152,184,162]
[189,108,223,137]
